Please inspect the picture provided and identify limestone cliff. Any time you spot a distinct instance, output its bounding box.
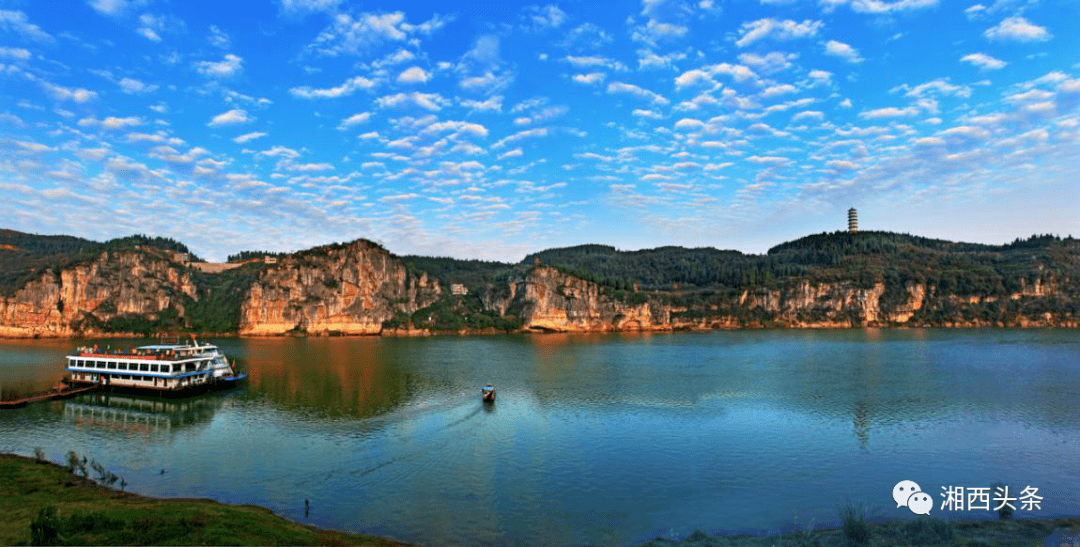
[0,249,196,338]
[504,266,669,332]
[1,231,1077,338]
[238,240,442,335]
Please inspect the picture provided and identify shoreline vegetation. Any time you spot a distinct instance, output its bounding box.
[0,453,410,546]
[3,454,1077,546]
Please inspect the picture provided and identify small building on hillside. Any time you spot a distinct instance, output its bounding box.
[451,283,468,296]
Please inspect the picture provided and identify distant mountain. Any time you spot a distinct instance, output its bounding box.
[1,228,1078,338]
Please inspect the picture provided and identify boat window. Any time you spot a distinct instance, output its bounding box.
[150,364,158,372]
[119,363,128,370]
[140,363,149,372]
[107,362,117,369]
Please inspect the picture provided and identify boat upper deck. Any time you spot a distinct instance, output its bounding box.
[71,344,220,363]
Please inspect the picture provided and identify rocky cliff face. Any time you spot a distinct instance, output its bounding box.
[1,239,1076,338]
[238,240,442,335]
[0,249,196,338]
[501,266,670,332]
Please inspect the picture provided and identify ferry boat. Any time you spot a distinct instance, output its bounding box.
[64,337,247,394]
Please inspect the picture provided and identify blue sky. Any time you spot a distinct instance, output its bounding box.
[1,0,1078,262]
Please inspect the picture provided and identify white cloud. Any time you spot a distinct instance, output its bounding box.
[288,162,334,172]
[674,69,712,90]
[737,52,796,73]
[674,118,705,130]
[762,84,797,98]
[87,0,149,17]
[460,95,503,112]
[565,55,626,71]
[808,69,832,86]
[208,25,230,48]
[78,116,144,129]
[492,127,550,149]
[0,9,54,42]
[638,49,687,70]
[397,66,430,84]
[859,106,919,118]
[632,109,663,119]
[961,52,1006,70]
[820,0,938,13]
[522,4,567,31]
[233,132,267,143]
[289,76,375,99]
[258,146,301,160]
[279,0,342,15]
[308,11,448,56]
[0,46,31,59]
[736,19,821,48]
[118,77,158,94]
[824,40,863,63]
[901,79,971,99]
[207,108,252,126]
[498,148,524,160]
[375,92,450,111]
[41,82,98,103]
[632,19,689,45]
[792,110,824,121]
[337,112,372,130]
[423,120,489,137]
[377,49,416,67]
[513,106,568,126]
[195,54,243,77]
[984,16,1051,42]
[746,155,790,164]
[607,82,670,105]
[136,13,182,43]
[572,72,606,85]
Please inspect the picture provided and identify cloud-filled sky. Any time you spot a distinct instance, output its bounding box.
[1,0,1078,262]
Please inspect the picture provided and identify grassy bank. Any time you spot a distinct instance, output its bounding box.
[0,453,409,546]
[637,510,1080,547]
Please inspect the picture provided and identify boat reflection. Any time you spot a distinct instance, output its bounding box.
[63,392,225,434]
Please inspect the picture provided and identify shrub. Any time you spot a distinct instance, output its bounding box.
[29,506,61,546]
[838,501,871,547]
[991,481,1013,520]
[901,517,954,545]
[34,447,46,462]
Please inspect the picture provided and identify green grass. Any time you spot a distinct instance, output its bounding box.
[0,454,408,546]
[635,514,1080,547]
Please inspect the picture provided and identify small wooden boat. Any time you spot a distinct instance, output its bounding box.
[482,383,495,403]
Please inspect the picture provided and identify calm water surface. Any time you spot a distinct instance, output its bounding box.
[1,330,1078,546]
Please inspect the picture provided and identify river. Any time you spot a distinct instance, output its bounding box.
[1,329,1078,546]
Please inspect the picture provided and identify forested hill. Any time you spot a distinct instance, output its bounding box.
[2,228,1079,337]
[518,232,1080,294]
[0,231,199,297]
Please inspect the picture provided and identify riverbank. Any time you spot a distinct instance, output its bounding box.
[636,515,1080,546]
[0,453,410,546]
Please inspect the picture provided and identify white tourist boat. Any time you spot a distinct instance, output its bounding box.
[65,336,247,394]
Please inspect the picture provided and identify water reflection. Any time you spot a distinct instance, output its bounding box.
[2,330,1078,547]
[62,392,223,435]
[237,337,415,419]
